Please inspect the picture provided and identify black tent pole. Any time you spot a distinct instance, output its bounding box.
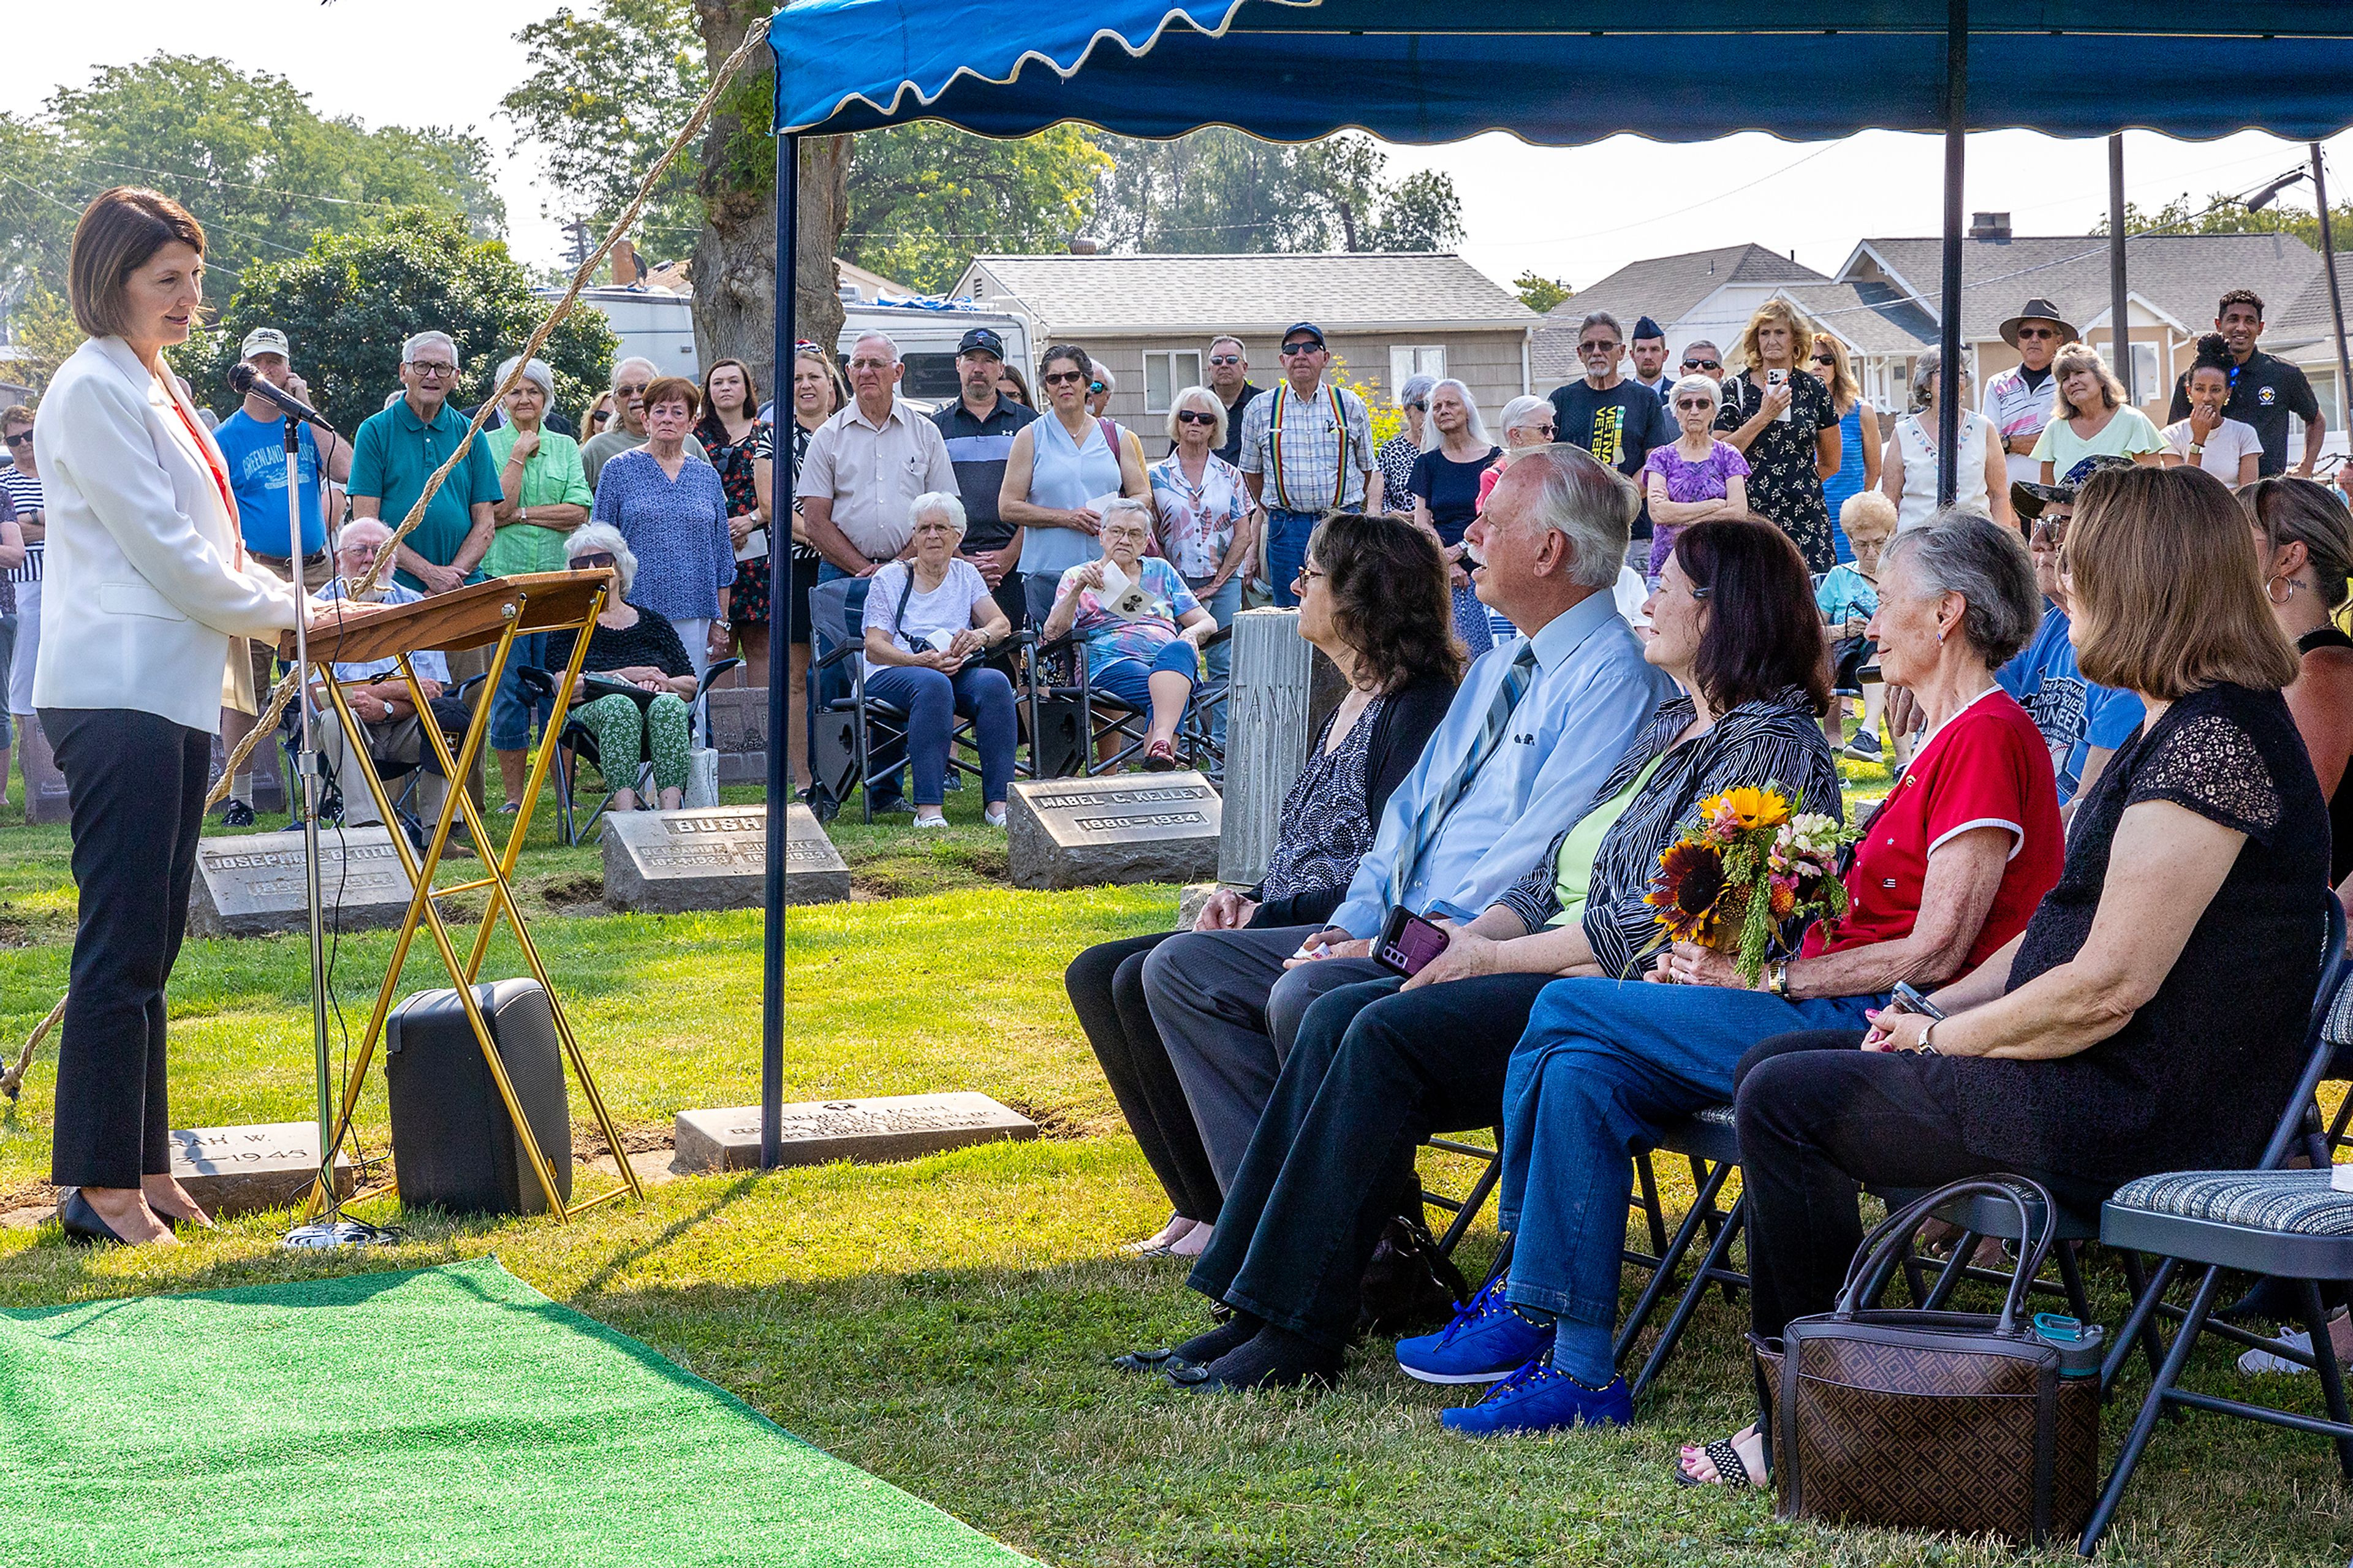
[762,129,800,1171]
[2109,134,2134,408]
[2314,143,2353,463]
[1937,0,1967,506]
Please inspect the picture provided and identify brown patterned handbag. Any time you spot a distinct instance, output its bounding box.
[1748,1177,2102,1546]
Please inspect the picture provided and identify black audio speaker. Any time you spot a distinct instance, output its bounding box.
[385,979,573,1216]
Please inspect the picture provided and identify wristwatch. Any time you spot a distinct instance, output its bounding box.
[1766,959,1790,998]
[2188,442,2205,456]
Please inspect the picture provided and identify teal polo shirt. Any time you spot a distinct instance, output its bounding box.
[347,396,507,591]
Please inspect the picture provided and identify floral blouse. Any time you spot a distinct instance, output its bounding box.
[1715,368,1836,572]
[1148,451,1250,581]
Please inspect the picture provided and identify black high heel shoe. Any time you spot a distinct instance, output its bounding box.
[56,1189,129,1246]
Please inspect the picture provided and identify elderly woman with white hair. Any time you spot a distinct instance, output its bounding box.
[1150,385,1254,746]
[548,523,700,812]
[483,353,595,807]
[1041,496,1218,770]
[862,491,1018,827]
[1411,377,1504,651]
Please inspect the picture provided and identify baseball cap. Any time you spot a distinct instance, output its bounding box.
[957,327,1005,359]
[1281,322,1327,348]
[240,327,290,360]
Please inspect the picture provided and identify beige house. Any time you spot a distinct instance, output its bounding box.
[951,252,1539,449]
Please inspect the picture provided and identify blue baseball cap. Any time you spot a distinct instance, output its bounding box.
[957,327,1006,358]
[1281,322,1327,349]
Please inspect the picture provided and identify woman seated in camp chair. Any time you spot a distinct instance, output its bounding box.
[1037,496,1218,771]
[547,523,698,812]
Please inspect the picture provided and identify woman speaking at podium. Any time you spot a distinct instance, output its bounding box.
[34,188,309,1245]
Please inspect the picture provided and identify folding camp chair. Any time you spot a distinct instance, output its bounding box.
[807,577,1007,822]
[2077,893,2352,1554]
[1016,572,1230,779]
[529,659,742,844]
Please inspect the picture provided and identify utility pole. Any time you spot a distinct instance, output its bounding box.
[562,219,595,270]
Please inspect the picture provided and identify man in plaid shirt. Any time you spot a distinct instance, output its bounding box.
[1235,322,1377,607]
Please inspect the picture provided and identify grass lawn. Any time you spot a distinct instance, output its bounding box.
[0,746,2347,1565]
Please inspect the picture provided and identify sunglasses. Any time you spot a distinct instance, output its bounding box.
[574,551,618,569]
[1682,358,1721,371]
[1208,354,1243,367]
[2029,518,2070,545]
[2015,327,2058,340]
[1811,354,1836,366]
[1673,398,1715,411]
[1403,400,1428,412]
[1175,409,1217,425]
[1088,381,1107,395]
[1578,340,1618,354]
[1042,370,1086,387]
[1280,341,1324,356]
[2,431,29,447]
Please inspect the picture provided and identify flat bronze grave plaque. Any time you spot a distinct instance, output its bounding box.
[601,803,849,912]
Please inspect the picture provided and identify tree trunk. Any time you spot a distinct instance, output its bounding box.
[689,1,849,396]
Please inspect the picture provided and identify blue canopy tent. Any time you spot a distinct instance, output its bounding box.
[754,0,2353,1164]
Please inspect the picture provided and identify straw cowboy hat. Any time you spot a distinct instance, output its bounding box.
[1999,297,2080,349]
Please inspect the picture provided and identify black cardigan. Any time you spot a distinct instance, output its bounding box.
[1248,670,1460,930]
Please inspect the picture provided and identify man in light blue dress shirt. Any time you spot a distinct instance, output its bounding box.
[1143,447,1673,1189]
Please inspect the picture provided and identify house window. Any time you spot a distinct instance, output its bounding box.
[1390,345,1446,393]
[1144,350,1201,414]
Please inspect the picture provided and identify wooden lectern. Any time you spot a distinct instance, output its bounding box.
[290,570,640,1222]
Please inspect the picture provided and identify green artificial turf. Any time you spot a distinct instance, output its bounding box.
[0,1253,1029,1568]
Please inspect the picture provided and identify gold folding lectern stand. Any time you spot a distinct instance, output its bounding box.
[295,570,642,1222]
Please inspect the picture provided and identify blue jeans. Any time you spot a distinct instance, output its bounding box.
[1264,508,1320,608]
[862,664,1016,806]
[1091,638,1199,712]
[488,631,550,752]
[1497,975,1885,1383]
[1186,574,1241,752]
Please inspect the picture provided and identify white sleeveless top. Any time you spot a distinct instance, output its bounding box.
[1019,414,1126,578]
[1893,409,1993,532]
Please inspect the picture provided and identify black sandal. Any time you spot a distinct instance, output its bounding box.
[1672,1436,1759,1490]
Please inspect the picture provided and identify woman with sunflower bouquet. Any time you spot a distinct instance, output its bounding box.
[1158,518,1838,1393]
[1411,509,2061,1436]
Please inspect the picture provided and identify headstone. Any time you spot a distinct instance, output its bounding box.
[1177,882,1218,931]
[1218,610,1314,885]
[673,1091,1036,1173]
[703,684,769,788]
[601,801,848,912]
[187,825,417,938]
[208,720,287,814]
[168,1121,354,1216]
[18,714,70,826]
[1007,771,1221,890]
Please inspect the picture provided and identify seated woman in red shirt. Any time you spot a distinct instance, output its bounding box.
[1405,509,2063,1436]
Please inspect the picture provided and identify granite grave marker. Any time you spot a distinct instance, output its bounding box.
[169,1121,354,1216]
[673,1091,1036,1173]
[1007,771,1221,890]
[187,824,417,937]
[601,802,849,912]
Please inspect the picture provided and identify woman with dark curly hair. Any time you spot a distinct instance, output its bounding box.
[1067,512,1461,1258]
[1133,518,1844,1390]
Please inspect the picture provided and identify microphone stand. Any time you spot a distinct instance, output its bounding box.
[272,407,384,1249]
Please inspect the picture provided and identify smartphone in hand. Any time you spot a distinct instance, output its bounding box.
[1374,906,1451,978]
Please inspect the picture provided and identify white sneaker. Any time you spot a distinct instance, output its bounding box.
[983,806,1007,828]
[2239,1328,2315,1376]
[912,812,950,830]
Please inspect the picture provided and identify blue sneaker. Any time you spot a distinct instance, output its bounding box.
[1439,1349,1633,1437]
[1395,1276,1552,1385]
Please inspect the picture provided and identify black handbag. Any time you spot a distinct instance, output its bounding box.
[1748,1176,2103,1545]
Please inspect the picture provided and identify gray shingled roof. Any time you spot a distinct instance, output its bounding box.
[1845,232,2325,341]
[1778,281,1939,355]
[960,252,1537,337]
[1530,244,1827,380]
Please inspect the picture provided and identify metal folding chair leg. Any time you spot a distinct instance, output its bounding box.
[1630,1192,1751,1400]
[1612,1156,1740,1373]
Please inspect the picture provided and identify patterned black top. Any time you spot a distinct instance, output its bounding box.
[1950,682,2330,1182]
[1715,368,1836,572]
[1262,696,1387,904]
[1495,687,1841,977]
[547,607,695,682]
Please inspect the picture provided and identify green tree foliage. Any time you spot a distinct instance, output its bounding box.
[1091,131,1464,254]
[1513,271,1574,313]
[176,210,617,434]
[500,0,710,259]
[2105,188,2353,252]
[31,55,504,288]
[840,126,1111,290]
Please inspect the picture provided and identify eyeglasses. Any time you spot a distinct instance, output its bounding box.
[2,431,29,448]
[1578,339,1619,354]
[1208,355,1243,367]
[2030,517,2070,546]
[1682,358,1721,371]
[1280,341,1324,357]
[1516,421,1557,437]
[615,382,649,398]
[1292,562,1326,589]
[1088,382,1107,395]
[1673,398,1715,411]
[406,361,457,378]
[2015,327,2058,340]
[1175,409,1218,425]
[1811,354,1837,366]
[1042,370,1086,387]
[574,551,618,569]
[847,357,894,372]
[1403,400,1428,412]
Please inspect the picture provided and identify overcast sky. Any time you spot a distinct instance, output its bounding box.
[12,0,2349,295]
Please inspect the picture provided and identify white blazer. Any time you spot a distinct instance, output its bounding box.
[31,336,303,733]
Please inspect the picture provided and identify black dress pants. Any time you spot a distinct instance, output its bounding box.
[1190,972,1552,1351]
[1733,1030,2113,1343]
[41,707,213,1189]
[1067,931,1223,1224]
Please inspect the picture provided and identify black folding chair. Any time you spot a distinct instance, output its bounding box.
[808,577,1014,822]
[531,659,741,844]
[1612,1107,1754,1398]
[2077,892,2352,1554]
[1015,572,1229,779]
[1418,1127,1506,1261]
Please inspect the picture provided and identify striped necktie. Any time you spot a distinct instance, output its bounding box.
[1391,641,1540,907]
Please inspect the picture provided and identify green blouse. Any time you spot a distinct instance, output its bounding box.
[1547,755,1663,928]
[482,424,594,577]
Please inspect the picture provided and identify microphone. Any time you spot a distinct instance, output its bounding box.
[228,362,337,433]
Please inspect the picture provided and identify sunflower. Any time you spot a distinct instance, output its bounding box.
[1700,786,1791,835]
[1646,839,1727,944]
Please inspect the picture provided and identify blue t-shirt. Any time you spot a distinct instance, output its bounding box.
[213,410,327,556]
[1996,600,2146,803]
[1814,563,1878,627]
